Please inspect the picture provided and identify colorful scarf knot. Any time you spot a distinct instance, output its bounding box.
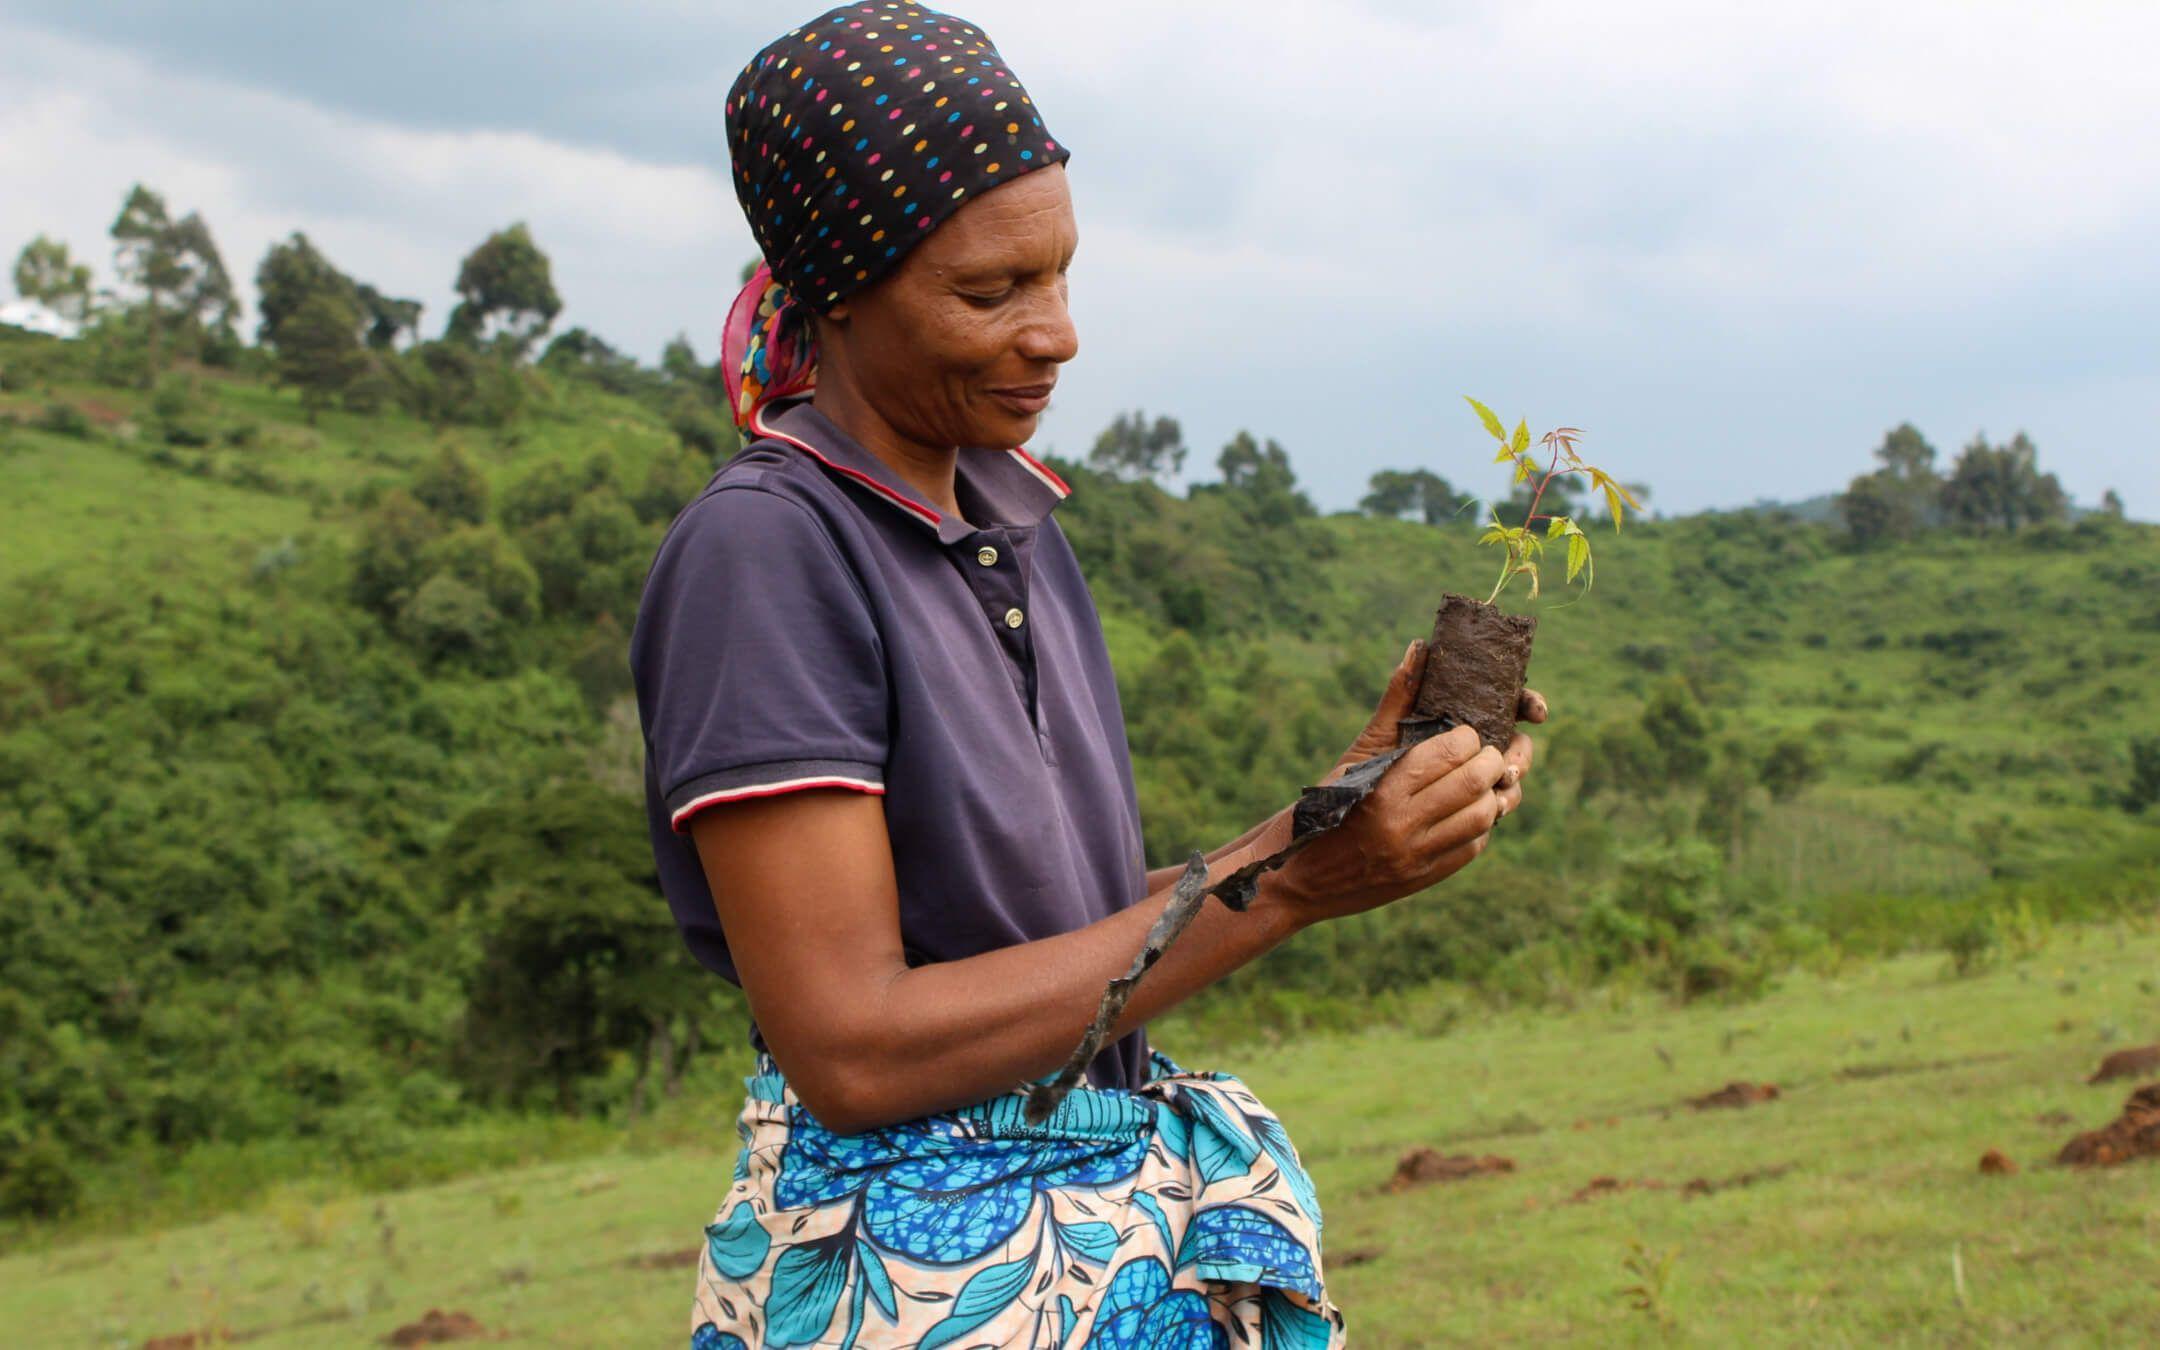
[721,261,819,431]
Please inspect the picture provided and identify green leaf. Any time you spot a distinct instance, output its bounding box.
[1493,441,1519,464]
[1566,532,1590,584]
[1514,457,1537,485]
[1465,395,1507,442]
[1546,516,1568,538]
[1511,419,1530,456]
[1523,560,1541,598]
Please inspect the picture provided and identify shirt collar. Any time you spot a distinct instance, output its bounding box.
[750,396,1071,546]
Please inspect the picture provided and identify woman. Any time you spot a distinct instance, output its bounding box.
[631,6,1542,1344]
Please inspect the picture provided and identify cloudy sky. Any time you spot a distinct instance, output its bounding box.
[3,1,2154,515]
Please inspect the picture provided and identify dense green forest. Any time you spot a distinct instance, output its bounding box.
[2,188,2155,1234]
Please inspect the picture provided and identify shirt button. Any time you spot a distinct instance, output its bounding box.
[1003,607,1025,629]
[976,545,999,567]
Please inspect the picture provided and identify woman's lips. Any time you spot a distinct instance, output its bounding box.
[989,384,1054,417]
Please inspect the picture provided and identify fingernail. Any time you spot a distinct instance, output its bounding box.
[1402,640,1416,667]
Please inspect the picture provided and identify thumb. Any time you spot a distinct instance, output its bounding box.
[1365,639,1424,732]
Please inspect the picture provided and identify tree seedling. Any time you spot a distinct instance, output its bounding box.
[1411,398,1636,751]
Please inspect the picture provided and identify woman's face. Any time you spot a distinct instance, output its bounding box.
[819,163,1079,451]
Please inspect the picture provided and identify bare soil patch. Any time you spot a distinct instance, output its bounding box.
[2088,1045,2160,1084]
[1384,1147,1516,1192]
[1978,1148,2019,1176]
[2058,1084,2160,1168]
[1687,1081,1780,1110]
[625,1248,701,1271]
[385,1309,493,1346]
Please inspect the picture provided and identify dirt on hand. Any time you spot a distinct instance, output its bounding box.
[1978,1148,2019,1176]
[2058,1083,2160,1168]
[385,1310,492,1346]
[1384,1147,1516,1192]
[2087,1045,2160,1084]
[1687,1081,1781,1110]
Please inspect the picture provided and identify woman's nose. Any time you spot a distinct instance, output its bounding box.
[1018,286,1079,366]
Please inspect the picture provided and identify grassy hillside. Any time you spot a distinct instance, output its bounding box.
[1,321,2155,1241]
[5,924,2157,1346]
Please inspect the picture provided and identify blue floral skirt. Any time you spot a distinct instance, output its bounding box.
[691,1051,1346,1348]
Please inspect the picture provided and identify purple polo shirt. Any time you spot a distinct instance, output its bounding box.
[630,395,1151,1090]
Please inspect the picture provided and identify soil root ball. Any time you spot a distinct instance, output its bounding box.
[1978,1148,2019,1176]
[2088,1045,2160,1084]
[1384,1147,1516,1192]
[2057,1083,2160,1168]
[1687,1081,1781,1110]
[1413,593,1536,753]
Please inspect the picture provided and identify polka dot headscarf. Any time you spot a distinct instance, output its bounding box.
[719,2,1070,427]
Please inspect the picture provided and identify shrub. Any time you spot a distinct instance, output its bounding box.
[34,402,92,438]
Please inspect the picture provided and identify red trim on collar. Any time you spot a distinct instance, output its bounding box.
[1006,447,1072,498]
[748,401,944,527]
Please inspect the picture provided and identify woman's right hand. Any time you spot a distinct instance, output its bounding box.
[1271,721,1509,925]
[1255,637,1536,928]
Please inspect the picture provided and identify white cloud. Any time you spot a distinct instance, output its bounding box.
[0,28,753,356]
[3,3,2155,515]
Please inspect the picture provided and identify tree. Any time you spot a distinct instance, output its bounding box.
[1757,734,1821,802]
[1640,679,1710,785]
[1838,422,1939,546]
[350,488,445,617]
[108,185,238,364]
[445,222,561,358]
[1360,468,1463,524]
[1938,432,2067,532]
[255,232,360,349]
[445,782,694,1112]
[11,235,93,321]
[2100,488,2125,519]
[355,284,423,351]
[1089,410,1187,484]
[410,443,490,524]
[274,292,367,421]
[1837,470,1914,548]
[1206,430,1316,528]
[539,327,647,396]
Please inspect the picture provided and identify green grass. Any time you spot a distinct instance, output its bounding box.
[8,926,2158,1347]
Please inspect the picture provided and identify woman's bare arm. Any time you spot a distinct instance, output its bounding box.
[690,721,1524,1134]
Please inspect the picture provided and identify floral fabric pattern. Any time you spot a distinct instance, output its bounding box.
[690,1053,1345,1347]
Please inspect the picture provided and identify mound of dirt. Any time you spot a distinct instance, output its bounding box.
[1681,1164,1795,1197]
[143,1334,250,1350]
[385,1310,490,1346]
[2088,1045,2160,1084]
[625,1248,701,1271]
[1569,1175,1665,1203]
[1688,1081,1780,1110]
[1334,1247,1384,1268]
[1978,1149,2019,1176]
[1384,1147,1515,1192]
[2058,1084,2160,1168]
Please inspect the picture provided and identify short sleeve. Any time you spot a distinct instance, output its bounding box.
[630,485,888,833]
